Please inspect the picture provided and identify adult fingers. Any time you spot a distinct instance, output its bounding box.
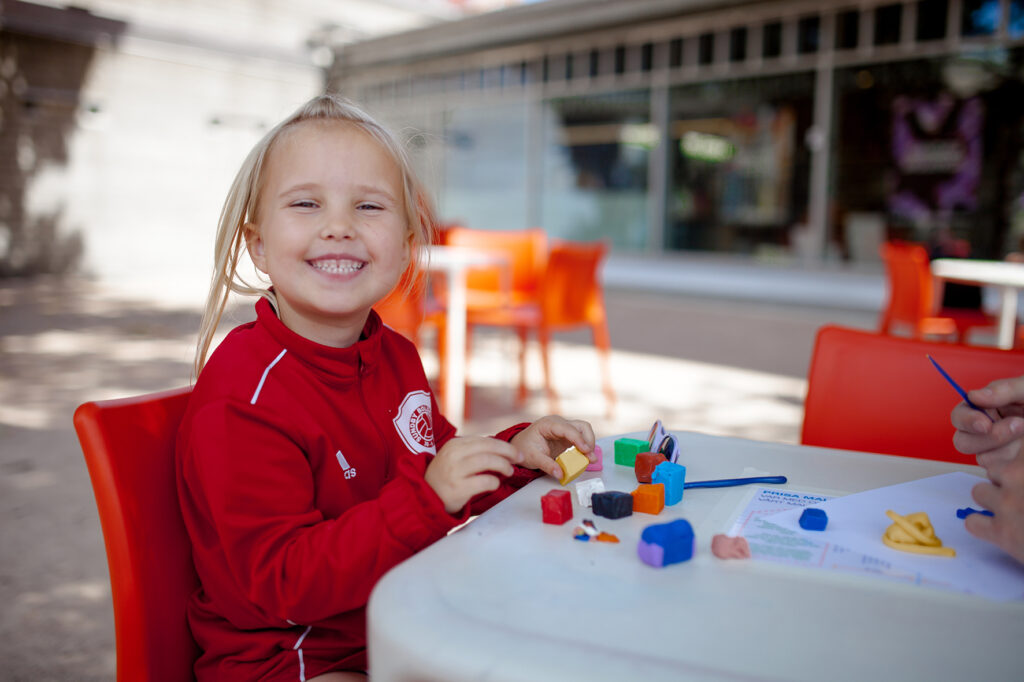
[968,375,1024,408]
[971,480,1000,510]
[964,512,997,544]
[953,417,1024,456]
[950,402,994,434]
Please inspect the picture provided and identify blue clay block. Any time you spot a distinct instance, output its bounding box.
[652,461,685,506]
[638,519,694,567]
[799,507,828,531]
[592,491,633,519]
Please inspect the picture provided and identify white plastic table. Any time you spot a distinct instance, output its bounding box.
[423,245,508,427]
[931,258,1024,349]
[368,430,1024,682]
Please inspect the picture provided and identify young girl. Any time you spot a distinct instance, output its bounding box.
[176,94,596,681]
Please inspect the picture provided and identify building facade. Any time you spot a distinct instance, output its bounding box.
[329,0,1024,265]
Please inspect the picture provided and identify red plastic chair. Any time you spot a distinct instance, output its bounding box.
[802,325,1024,462]
[73,387,199,682]
[878,241,995,343]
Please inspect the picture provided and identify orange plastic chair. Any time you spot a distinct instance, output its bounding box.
[879,241,995,343]
[455,239,615,414]
[440,227,549,404]
[534,240,615,413]
[73,387,199,682]
[801,325,1024,462]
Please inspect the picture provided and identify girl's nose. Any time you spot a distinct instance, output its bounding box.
[321,210,355,240]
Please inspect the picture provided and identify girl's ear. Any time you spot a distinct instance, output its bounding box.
[244,223,268,273]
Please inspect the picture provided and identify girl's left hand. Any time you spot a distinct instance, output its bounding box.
[509,416,596,479]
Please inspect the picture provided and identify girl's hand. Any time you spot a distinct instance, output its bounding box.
[509,416,596,479]
[425,437,524,514]
[952,375,1024,463]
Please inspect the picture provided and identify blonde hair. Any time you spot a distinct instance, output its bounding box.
[193,93,437,377]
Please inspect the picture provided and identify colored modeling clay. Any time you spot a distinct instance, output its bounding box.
[574,477,605,508]
[586,444,603,471]
[572,519,619,543]
[634,451,667,483]
[956,507,994,519]
[614,437,649,467]
[882,510,955,557]
[799,508,828,531]
[637,519,695,567]
[592,491,633,519]
[632,483,665,515]
[541,489,573,525]
[652,461,685,506]
[556,446,590,486]
[710,534,751,559]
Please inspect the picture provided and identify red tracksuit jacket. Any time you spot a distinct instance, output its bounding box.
[176,298,538,680]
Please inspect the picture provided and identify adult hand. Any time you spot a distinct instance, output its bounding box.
[509,415,596,479]
[966,452,1024,565]
[425,437,523,515]
[951,375,1024,462]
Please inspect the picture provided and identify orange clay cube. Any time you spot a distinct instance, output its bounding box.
[556,446,590,486]
[634,451,667,483]
[632,483,665,515]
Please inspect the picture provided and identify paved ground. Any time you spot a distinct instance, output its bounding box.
[0,276,881,680]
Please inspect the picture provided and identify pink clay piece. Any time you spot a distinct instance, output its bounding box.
[711,534,751,560]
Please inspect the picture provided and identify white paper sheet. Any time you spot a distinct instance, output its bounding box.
[764,472,1024,601]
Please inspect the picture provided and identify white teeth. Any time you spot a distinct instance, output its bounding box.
[311,259,364,274]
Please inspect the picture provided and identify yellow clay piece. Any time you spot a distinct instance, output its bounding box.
[882,510,956,557]
[556,446,590,486]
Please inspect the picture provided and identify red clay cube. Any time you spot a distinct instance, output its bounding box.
[541,489,573,525]
[635,451,668,483]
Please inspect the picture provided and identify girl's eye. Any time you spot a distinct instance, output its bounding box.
[291,200,318,209]
[358,203,384,212]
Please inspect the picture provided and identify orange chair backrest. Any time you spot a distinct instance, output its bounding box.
[540,240,608,328]
[374,267,428,341]
[73,387,199,682]
[443,227,548,306]
[879,241,937,330]
[801,325,1024,462]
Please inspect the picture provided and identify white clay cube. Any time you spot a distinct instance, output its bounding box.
[574,477,606,508]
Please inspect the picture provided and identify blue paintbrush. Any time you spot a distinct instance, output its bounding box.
[926,354,996,423]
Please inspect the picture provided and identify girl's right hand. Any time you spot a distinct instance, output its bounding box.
[425,437,524,514]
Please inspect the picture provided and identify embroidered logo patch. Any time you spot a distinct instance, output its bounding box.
[335,450,357,480]
[393,390,436,455]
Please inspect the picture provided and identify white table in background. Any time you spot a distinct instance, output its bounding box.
[368,430,1023,682]
[931,258,1024,349]
[422,245,508,428]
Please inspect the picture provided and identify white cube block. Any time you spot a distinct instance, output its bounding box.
[574,478,606,508]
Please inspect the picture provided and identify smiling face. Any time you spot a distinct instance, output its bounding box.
[246,120,412,347]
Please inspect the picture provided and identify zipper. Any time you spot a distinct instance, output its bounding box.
[358,354,392,480]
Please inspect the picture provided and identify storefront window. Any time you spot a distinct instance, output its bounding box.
[835,50,1024,260]
[540,91,651,248]
[666,74,813,256]
[439,102,529,232]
